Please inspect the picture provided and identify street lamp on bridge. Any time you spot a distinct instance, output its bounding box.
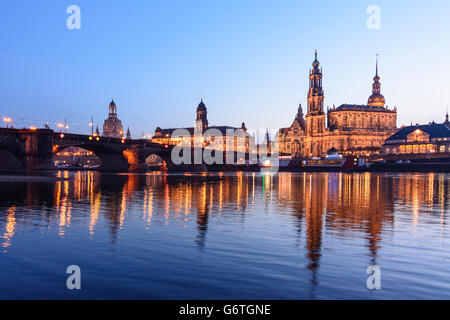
[3,117,13,128]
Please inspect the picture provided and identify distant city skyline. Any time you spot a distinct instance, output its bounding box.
[1,1,450,138]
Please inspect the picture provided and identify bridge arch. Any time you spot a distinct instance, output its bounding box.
[145,153,167,171]
[53,141,129,172]
[54,146,102,169]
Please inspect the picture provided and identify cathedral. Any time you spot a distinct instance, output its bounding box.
[278,51,398,157]
[103,99,124,139]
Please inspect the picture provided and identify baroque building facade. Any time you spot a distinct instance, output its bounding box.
[152,99,254,154]
[278,51,398,157]
[382,113,450,156]
[103,99,124,139]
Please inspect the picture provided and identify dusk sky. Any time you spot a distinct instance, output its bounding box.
[1,0,450,137]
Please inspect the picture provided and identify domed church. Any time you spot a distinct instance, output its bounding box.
[103,99,124,139]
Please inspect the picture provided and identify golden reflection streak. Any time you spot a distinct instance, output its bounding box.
[219,177,223,212]
[2,206,16,251]
[89,190,102,237]
[120,184,127,229]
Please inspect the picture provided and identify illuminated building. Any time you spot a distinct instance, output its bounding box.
[152,99,254,153]
[382,114,450,155]
[102,99,124,138]
[278,51,398,157]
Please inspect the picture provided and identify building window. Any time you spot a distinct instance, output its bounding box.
[440,145,446,153]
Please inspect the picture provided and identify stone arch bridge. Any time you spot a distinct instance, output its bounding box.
[0,128,176,172]
[0,128,252,172]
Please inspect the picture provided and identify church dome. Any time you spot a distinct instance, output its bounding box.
[109,99,116,107]
[368,93,385,107]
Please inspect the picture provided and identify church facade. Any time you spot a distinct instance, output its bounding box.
[103,99,124,139]
[278,52,398,158]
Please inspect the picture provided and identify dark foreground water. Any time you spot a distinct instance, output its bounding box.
[0,171,449,299]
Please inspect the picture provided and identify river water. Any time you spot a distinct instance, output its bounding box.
[0,171,449,299]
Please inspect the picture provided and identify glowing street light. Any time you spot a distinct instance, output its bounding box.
[3,117,12,128]
[57,123,64,133]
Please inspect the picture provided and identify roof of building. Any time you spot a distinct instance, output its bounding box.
[330,104,395,113]
[386,122,450,141]
[197,99,207,112]
[156,125,243,136]
[368,93,385,106]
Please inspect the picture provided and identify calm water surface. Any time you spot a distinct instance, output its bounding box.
[0,171,449,299]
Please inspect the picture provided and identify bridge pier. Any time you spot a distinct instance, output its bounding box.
[21,129,56,171]
[0,129,56,172]
[96,153,131,172]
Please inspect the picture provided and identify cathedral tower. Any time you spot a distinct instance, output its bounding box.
[368,55,386,107]
[195,99,208,133]
[305,50,326,135]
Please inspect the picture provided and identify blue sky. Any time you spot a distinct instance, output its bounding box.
[1,0,450,137]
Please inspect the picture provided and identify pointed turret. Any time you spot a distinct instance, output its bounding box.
[126,127,131,139]
[445,108,450,128]
[293,104,306,130]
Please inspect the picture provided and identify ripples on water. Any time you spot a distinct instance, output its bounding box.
[0,171,449,299]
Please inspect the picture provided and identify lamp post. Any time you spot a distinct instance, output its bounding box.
[57,123,64,133]
[3,117,13,128]
[89,116,94,136]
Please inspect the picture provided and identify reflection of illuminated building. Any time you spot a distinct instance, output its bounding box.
[1,171,449,270]
[2,206,16,251]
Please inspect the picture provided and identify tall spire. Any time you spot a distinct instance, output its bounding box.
[368,54,385,107]
[376,54,379,77]
[307,50,324,115]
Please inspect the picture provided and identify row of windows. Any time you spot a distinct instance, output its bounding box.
[385,144,450,154]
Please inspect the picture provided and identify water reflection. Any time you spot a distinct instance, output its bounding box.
[0,171,449,298]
